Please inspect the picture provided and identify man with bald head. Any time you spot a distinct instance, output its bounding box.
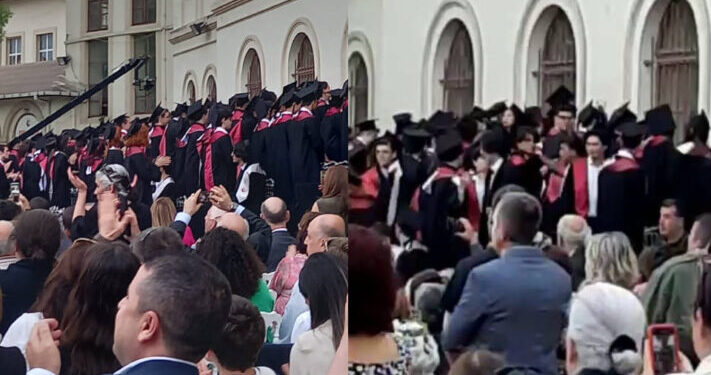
[0,220,15,257]
[217,212,249,239]
[278,213,347,342]
[556,215,590,290]
[261,197,296,272]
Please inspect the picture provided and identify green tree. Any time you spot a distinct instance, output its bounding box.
[0,5,12,38]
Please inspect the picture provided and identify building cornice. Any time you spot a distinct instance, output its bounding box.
[212,0,254,16]
[168,20,218,45]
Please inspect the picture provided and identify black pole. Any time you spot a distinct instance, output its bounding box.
[9,57,147,147]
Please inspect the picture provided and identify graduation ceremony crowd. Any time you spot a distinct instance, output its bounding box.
[0,78,350,375]
[347,85,711,375]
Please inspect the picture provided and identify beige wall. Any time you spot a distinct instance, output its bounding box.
[0,0,67,66]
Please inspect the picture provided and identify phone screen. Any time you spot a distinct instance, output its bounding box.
[652,330,677,375]
[10,182,19,202]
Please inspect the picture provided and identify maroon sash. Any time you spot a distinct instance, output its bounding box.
[203,130,229,191]
[230,110,244,144]
[125,146,145,158]
[571,158,588,216]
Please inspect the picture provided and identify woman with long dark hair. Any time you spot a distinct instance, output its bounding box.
[288,252,347,375]
[58,241,140,375]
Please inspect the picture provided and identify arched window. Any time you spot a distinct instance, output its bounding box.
[540,10,576,108]
[654,0,698,144]
[349,53,368,125]
[246,50,262,98]
[187,81,196,103]
[206,76,217,102]
[293,34,315,85]
[442,23,473,117]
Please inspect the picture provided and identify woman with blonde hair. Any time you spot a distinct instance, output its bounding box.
[150,197,195,247]
[584,232,640,290]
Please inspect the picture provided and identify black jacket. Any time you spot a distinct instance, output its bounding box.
[0,259,53,335]
[266,229,297,272]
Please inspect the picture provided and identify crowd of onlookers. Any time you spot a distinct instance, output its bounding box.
[0,162,349,375]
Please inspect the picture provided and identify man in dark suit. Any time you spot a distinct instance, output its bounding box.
[0,209,61,335]
[27,255,232,375]
[261,197,296,272]
[443,192,571,374]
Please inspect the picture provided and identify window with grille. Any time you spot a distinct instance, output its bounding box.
[293,35,314,85]
[653,0,698,144]
[37,33,53,62]
[206,76,216,102]
[134,33,156,114]
[540,10,576,108]
[7,37,21,65]
[88,0,109,32]
[442,23,474,117]
[349,53,368,125]
[88,39,108,117]
[246,50,262,98]
[187,81,196,103]
[132,0,156,25]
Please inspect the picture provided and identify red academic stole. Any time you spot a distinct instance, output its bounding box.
[203,129,228,191]
[150,126,167,156]
[255,119,271,132]
[411,167,481,231]
[325,107,340,117]
[317,99,328,108]
[350,168,378,210]
[178,123,205,150]
[125,146,146,158]
[607,157,639,173]
[274,112,294,125]
[229,110,244,144]
[35,152,47,171]
[294,109,314,121]
[545,160,568,204]
[570,158,589,216]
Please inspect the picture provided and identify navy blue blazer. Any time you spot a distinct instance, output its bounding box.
[266,230,296,272]
[443,246,571,374]
[0,259,52,335]
[114,358,198,375]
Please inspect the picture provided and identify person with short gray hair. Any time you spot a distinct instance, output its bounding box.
[584,232,639,290]
[444,192,571,373]
[557,215,591,290]
[567,282,646,375]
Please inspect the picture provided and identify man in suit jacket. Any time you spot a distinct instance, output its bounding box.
[443,192,572,374]
[261,197,296,272]
[26,255,232,375]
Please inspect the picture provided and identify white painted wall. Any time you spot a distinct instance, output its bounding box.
[349,0,711,131]
[0,0,67,65]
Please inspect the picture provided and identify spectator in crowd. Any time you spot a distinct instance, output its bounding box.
[130,227,185,263]
[0,209,61,335]
[1,239,93,353]
[197,227,274,312]
[0,220,14,256]
[313,196,348,223]
[448,350,505,375]
[639,199,688,280]
[26,254,232,375]
[288,252,347,375]
[57,242,140,375]
[279,214,346,342]
[29,197,50,210]
[349,225,411,374]
[688,262,711,374]
[584,232,640,289]
[566,282,646,375]
[321,164,348,200]
[557,215,591,291]
[642,213,711,366]
[270,212,319,315]
[199,295,276,375]
[0,200,21,221]
[260,197,296,272]
[443,192,571,374]
[151,197,194,247]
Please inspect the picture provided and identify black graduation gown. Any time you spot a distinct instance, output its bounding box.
[125,151,160,206]
[597,156,646,253]
[79,157,102,203]
[0,164,10,200]
[499,152,544,198]
[49,152,71,208]
[105,148,124,165]
[181,124,205,196]
[287,115,323,222]
[478,165,505,247]
[234,164,267,215]
[398,153,430,214]
[258,123,293,207]
[418,167,470,269]
[641,139,681,226]
[70,199,152,241]
[21,157,43,200]
[209,132,236,193]
[148,132,162,160]
[674,152,711,230]
[541,166,575,237]
[321,111,348,162]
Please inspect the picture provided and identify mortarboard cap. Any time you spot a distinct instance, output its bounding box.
[356,119,377,133]
[229,93,250,109]
[644,104,675,136]
[545,85,575,108]
[279,90,296,108]
[393,113,413,135]
[127,118,143,138]
[260,89,277,102]
[485,101,507,118]
[149,104,166,124]
[427,110,457,135]
[688,111,709,141]
[102,124,117,140]
[62,129,82,139]
[607,102,637,131]
[295,81,318,103]
[617,121,647,138]
[112,114,127,126]
[32,135,47,150]
[186,101,204,120]
[403,124,431,139]
[172,103,188,117]
[435,130,463,162]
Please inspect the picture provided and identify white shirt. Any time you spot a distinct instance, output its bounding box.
[489,157,503,189]
[616,149,635,160]
[473,174,486,211]
[586,157,606,217]
[1,312,42,355]
[290,310,312,343]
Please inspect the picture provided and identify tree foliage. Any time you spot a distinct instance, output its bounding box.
[0,5,12,39]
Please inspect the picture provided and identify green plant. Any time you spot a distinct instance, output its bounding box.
[0,5,12,39]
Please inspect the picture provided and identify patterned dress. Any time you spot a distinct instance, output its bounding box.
[348,335,412,375]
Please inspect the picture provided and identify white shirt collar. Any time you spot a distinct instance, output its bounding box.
[214,127,228,135]
[272,228,288,233]
[616,149,635,160]
[299,107,313,115]
[114,357,197,375]
[491,157,503,173]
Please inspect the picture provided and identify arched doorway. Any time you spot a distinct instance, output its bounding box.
[442,22,474,117]
[245,49,262,98]
[653,0,698,143]
[186,80,196,103]
[349,53,368,125]
[539,9,576,109]
[290,33,315,85]
[206,75,217,102]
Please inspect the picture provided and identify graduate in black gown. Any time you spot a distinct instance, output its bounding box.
[640,104,681,226]
[147,105,170,159]
[499,127,544,198]
[178,100,207,197]
[21,137,45,200]
[47,134,72,208]
[542,86,577,159]
[203,103,236,193]
[597,122,647,253]
[320,88,348,162]
[124,119,161,206]
[398,122,435,218]
[233,141,266,215]
[478,130,507,247]
[675,111,711,229]
[418,130,471,270]
[105,115,127,165]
